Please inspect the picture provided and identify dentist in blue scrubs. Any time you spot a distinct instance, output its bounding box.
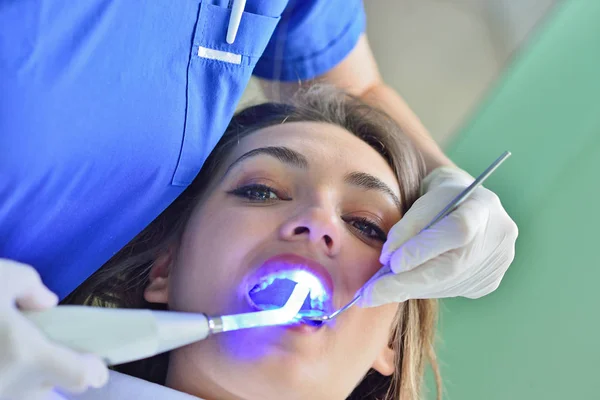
[0,1,518,398]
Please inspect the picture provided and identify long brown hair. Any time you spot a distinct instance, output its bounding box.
[63,85,440,400]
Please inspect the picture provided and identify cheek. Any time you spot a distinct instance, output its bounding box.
[351,304,397,360]
[336,250,396,357]
[337,243,384,301]
[323,304,397,388]
[340,302,397,343]
[168,202,279,315]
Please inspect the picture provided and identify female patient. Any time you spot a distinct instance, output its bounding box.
[64,86,440,400]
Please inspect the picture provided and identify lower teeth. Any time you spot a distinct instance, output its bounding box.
[296,309,326,318]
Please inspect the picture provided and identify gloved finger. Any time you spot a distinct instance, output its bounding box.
[461,269,507,299]
[380,188,466,265]
[361,244,485,308]
[38,343,109,392]
[431,254,494,298]
[444,234,514,299]
[0,259,58,310]
[358,273,410,308]
[410,255,507,300]
[387,199,488,273]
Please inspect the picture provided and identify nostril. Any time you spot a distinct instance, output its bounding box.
[291,227,333,249]
[294,227,309,235]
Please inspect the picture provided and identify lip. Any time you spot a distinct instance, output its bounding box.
[286,321,321,334]
[243,253,335,314]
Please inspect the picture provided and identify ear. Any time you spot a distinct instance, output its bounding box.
[371,344,396,377]
[143,249,174,305]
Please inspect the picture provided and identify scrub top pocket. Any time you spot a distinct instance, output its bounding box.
[171,1,281,186]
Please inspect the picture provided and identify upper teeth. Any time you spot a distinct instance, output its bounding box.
[252,269,329,306]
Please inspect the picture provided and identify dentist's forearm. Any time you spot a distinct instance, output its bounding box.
[305,34,456,172]
[358,82,455,172]
[258,34,457,172]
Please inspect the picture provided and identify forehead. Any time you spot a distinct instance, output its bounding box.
[227,121,400,195]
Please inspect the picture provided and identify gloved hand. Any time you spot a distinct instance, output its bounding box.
[359,166,518,307]
[0,259,108,400]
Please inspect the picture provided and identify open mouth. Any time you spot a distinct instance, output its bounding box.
[244,255,334,322]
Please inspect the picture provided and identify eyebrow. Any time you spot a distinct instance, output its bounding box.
[223,146,401,210]
[344,172,402,212]
[223,146,309,177]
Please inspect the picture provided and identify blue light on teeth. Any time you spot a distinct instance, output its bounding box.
[285,270,326,301]
[247,269,329,317]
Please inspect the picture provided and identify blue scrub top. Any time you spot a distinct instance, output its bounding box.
[0,0,366,299]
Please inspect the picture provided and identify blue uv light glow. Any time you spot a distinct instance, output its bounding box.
[248,269,329,317]
[221,272,328,361]
[286,270,327,301]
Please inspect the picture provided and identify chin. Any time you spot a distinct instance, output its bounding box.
[238,352,328,399]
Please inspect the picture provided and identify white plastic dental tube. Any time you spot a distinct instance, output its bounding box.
[24,283,309,366]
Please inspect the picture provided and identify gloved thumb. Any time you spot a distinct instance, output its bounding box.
[1,259,59,310]
[17,285,59,311]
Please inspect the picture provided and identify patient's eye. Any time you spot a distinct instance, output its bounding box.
[344,216,387,243]
[229,184,291,203]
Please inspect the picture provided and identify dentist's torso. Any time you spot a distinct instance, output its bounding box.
[0,0,284,297]
[0,0,365,299]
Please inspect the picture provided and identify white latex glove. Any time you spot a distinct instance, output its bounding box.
[0,259,109,400]
[359,166,518,307]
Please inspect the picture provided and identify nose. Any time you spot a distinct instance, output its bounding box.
[279,206,341,256]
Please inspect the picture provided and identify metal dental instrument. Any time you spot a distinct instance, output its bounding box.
[25,283,310,366]
[299,151,512,326]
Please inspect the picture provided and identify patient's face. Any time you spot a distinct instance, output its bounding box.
[147,122,404,400]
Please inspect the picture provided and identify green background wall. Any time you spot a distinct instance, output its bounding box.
[428,1,600,398]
